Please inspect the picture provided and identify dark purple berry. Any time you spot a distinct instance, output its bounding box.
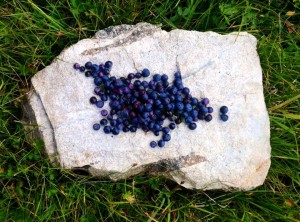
[202,98,209,105]
[73,63,80,70]
[85,71,92,77]
[135,72,142,79]
[79,66,85,72]
[128,73,135,80]
[90,96,97,104]
[205,114,213,122]
[101,109,108,116]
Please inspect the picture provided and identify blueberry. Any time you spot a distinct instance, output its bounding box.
[174,71,181,79]
[135,72,142,79]
[185,116,193,124]
[191,98,198,106]
[134,80,141,87]
[93,123,100,130]
[205,114,213,122]
[96,101,104,108]
[220,114,229,121]
[85,71,92,77]
[153,74,161,82]
[94,77,102,85]
[73,63,81,70]
[202,98,209,105]
[123,127,130,132]
[175,102,184,111]
[158,140,165,147]
[162,133,171,142]
[91,64,100,72]
[191,110,198,118]
[100,94,108,101]
[184,103,193,112]
[100,119,108,125]
[220,106,228,114]
[154,131,160,136]
[207,107,214,113]
[79,66,85,72]
[182,87,190,95]
[145,104,152,112]
[162,127,170,134]
[161,74,168,81]
[104,61,113,69]
[188,122,197,130]
[129,126,137,132]
[110,119,117,127]
[175,118,182,125]
[101,109,108,116]
[103,126,111,134]
[85,61,93,69]
[128,73,135,80]
[112,128,119,135]
[200,106,208,115]
[169,123,176,130]
[150,141,157,148]
[90,96,97,104]
[141,68,150,77]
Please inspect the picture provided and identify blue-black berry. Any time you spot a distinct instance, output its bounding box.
[205,114,213,122]
[188,122,197,130]
[162,134,171,142]
[207,107,213,113]
[90,96,97,104]
[169,123,176,130]
[85,61,93,69]
[158,140,165,147]
[141,68,150,77]
[79,66,85,72]
[100,119,108,125]
[73,63,80,70]
[93,123,100,131]
[105,61,113,69]
[96,101,104,108]
[103,126,111,134]
[150,141,157,148]
[220,114,228,121]
[220,106,228,114]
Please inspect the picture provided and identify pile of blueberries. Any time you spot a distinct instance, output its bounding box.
[74,61,229,148]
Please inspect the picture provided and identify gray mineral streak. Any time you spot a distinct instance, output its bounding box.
[25,23,271,190]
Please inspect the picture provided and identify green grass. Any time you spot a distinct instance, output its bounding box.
[0,0,299,221]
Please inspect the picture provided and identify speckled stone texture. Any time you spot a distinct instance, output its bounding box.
[25,23,271,190]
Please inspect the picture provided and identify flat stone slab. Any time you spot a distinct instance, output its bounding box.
[25,23,271,190]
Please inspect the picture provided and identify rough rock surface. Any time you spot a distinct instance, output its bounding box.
[25,23,271,190]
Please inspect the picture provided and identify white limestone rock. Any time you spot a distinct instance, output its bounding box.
[26,23,271,190]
